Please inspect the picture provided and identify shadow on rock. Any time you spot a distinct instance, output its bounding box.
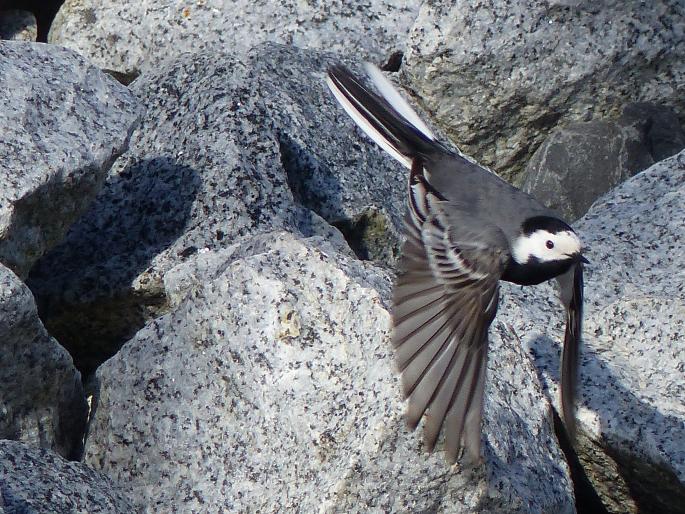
[27,157,201,377]
[279,130,402,265]
[529,333,685,514]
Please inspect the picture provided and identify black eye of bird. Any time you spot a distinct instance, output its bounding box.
[546,240,555,249]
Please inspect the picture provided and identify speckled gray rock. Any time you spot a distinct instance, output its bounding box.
[0,263,87,460]
[0,41,142,278]
[521,120,651,221]
[28,44,407,376]
[0,440,132,513]
[84,231,574,513]
[48,0,420,76]
[521,151,685,512]
[0,10,37,41]
[403,0,685,182]
[522,103,685,221]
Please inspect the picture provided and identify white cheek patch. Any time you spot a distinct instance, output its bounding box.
[512,230,582,264]
[554,230,583,257]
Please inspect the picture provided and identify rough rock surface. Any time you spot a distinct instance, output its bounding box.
[523,150,685,513]
[403,0,685,182]
[28,44,407,376]
[0,440,132,513]
[48,0,420,76]
[0,41,142,278]
[0,263,86,459]
[522,122,646,221]
[84,231,574,513]
[0,10,37,41]
[523,103,685,221]
[10,30,680,511]
[620,102,685,164]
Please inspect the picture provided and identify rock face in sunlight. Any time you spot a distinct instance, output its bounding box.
[27,45,405,377]
[48,0,421,76]
[84,231,574,513]
[0,41,142,278]
[574,152,685,513]
[1,1,683,511]
[403,0,684,182]
[523,150,685,513]
[0,39,140,462]
[0,40,141,467]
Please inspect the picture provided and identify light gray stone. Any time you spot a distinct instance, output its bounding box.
[48,0,420,76]
[403,0,685,182]
[0,41,142,278]
[0,263,86,460]
[0,10,37,42]
[28,44,407,377]
[0,440,132,513]
[521,150,685,512]
[84,231,574,513]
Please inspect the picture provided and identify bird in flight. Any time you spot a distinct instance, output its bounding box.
[326,63,587,463]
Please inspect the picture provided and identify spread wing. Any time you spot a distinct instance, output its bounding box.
[556,262,584,439]
[392,159,510,463]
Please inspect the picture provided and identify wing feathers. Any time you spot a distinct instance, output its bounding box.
[421,301,482,453]
[391,201,507,461]
[444,342,486,462]
[401,302,462,409]
[420,331,472,449]
[392,285,446,328]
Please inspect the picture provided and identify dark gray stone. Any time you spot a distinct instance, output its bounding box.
[0,10,37,41]
[522,102,685,221]
[0,440,132,513]
[620,102,685,162]
[0,41,142,278]
[0,263,86,460]
[521,119,653,220]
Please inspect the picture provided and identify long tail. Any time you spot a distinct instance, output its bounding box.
[326,64,440,168]
[560,262,584,440]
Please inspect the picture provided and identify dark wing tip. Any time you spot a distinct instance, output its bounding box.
[326,64,355,92]
[326,63,347,80]
[404,408,421,432]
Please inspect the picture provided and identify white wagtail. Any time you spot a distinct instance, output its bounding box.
[326,63,587,463]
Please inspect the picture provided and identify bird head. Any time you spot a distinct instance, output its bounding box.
[511,216,588,267]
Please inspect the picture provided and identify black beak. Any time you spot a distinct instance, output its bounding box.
[568,253,589,264]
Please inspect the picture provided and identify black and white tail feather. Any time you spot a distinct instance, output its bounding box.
[326,63,441,167]
[326,63,583,464]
